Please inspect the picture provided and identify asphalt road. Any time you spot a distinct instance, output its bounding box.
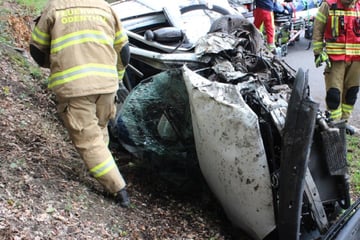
[283,36,360,128]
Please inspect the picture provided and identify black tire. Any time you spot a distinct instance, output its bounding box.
[206,15,262,52]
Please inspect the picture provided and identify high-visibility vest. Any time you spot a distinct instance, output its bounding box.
[323,0,360,61]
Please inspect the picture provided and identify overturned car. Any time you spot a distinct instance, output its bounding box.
[109,1,360,239]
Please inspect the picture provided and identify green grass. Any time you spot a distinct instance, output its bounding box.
[15,0,47,14]
[347,135,360,195]
[0,7,12,44]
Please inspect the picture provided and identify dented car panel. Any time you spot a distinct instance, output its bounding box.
[277,69,319,240]
[110,1,360,239]
[183,66,276,239]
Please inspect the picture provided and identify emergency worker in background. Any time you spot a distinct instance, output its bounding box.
[312,0,360,134]
[253,0,276,51]
[29,0,131,207]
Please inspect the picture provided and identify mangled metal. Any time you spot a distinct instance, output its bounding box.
[116,16,290,239]
[109,1,360,239]
[183,66,276,239]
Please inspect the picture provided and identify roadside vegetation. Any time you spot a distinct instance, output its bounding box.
[347,135,360,199]
[15,0,45,12]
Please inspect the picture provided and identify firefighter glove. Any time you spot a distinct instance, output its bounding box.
[314,52,331,68]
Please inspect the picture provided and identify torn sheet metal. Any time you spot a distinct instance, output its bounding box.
[182,65,276,240]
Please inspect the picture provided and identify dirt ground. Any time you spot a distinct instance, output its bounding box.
[0,2,253,240]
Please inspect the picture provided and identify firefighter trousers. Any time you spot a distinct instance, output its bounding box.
[57,93,126,194]
[324,61,360,120]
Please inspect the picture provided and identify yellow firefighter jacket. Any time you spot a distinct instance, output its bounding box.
[30,0,128,98]
[313,0,360,61]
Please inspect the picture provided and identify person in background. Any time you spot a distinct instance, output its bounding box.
[253,0,276,51]
[312,0,360,134]
[29,0,131,206]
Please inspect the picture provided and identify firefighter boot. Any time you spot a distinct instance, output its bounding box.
[115,188,130,208]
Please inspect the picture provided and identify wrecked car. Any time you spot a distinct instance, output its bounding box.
[109,1,360,239]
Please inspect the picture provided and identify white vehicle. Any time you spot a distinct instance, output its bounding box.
[109,1,360,239]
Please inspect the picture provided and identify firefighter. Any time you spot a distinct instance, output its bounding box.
[29,0,131,207]
[253,0,276,51]
[312,0,360,134]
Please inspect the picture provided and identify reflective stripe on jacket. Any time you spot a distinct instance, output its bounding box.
[30,0,128,97]
[313,0,360,61]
